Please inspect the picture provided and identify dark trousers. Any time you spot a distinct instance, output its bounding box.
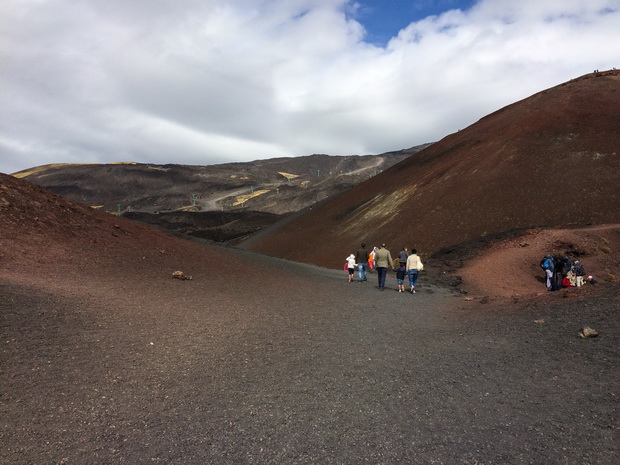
[377,267,388,289]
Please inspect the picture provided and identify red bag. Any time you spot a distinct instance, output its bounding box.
[344,262,349,271]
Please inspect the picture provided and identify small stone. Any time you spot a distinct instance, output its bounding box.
[172,270,192,280]
[578,327,598,338]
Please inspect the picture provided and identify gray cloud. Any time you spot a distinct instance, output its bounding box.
[1,0,619,174]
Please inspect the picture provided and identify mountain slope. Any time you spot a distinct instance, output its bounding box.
[13,147,430,216]
[244,70,620,268]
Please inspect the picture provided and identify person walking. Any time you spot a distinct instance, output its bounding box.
[406,249,424,293]
[393,263,407,292]
[368,247,377,272]
[375,244,393,291]
[398,247,409,266]
[355,243,369,282]
[345,253,356,283]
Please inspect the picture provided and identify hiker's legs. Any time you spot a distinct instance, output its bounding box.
[358,263,367,281]
[545,269,553,289]
[377,267,387,289]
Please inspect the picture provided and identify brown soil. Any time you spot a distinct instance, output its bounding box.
[429,224,620,300]
[2,174,619,463]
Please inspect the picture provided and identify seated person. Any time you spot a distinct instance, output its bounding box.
[567,271,576,287]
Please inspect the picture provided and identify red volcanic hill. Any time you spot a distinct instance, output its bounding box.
[243,70,620,268]
[0,172,231,279]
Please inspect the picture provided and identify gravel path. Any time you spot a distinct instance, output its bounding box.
[2,250,618,464]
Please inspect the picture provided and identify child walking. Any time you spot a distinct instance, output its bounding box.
[345,254,356,283]
[393,263,407,292]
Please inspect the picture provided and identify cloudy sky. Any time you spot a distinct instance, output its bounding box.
[1,0,619,174]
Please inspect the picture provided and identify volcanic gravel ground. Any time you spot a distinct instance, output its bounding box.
[2,249,618,464]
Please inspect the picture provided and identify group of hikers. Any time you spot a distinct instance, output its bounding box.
[345,243,424,293]
[540,254,594,291]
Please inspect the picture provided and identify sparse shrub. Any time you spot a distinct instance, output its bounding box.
[600,246,611,254]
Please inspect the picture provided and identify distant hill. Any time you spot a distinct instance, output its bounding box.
[13,146,431,216]
[242,70,620,268]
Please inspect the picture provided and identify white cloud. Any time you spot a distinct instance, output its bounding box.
[1,0,619,173]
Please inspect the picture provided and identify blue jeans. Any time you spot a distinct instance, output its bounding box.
[377,267,388,289]
[357,263,367,281]
[408,270,419,287]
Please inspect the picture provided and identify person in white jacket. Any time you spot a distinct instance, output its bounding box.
[405,249,424,293]
[345,254,356,282]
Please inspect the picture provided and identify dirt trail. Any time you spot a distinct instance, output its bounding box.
[201,187,249,211]
[2,243,618,465]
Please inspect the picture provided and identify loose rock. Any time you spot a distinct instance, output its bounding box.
[578,326,598,338]
[172,270,192,280]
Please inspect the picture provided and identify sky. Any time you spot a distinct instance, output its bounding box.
[1,0,619,174]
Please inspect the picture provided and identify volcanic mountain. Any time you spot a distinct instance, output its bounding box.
[243,70,620,269]
[11,148,431,242]
[13,147,430,216]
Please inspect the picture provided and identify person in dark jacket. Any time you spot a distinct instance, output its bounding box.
[553,255,563,287]
[393,263,407,293]
[561,256,573,278]
[355,243,370,282]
